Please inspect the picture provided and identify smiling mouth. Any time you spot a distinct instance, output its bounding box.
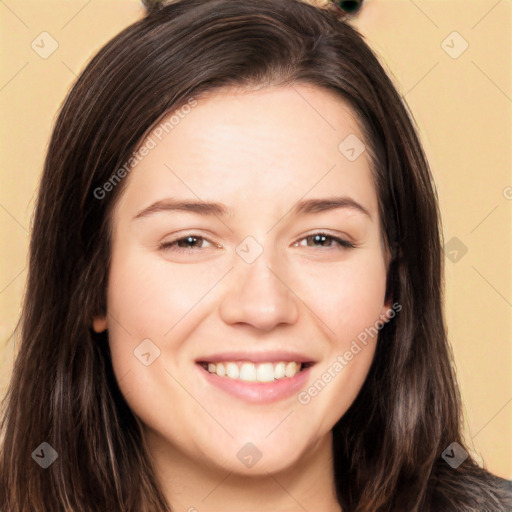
[197,361,314,383]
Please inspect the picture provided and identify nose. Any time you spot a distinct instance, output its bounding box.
[219,249,299,332]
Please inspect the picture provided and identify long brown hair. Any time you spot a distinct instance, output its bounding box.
[1,0,510,510]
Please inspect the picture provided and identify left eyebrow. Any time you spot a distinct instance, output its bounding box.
[291,196,372,219]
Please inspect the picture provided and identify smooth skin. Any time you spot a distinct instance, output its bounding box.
[93,84,392,512]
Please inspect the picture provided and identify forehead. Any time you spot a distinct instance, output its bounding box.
[115,84,378,221]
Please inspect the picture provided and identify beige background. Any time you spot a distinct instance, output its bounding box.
[1,0,511,479]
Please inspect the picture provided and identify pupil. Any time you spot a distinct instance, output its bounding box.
[312,235,327,246]
[181,236,198,247]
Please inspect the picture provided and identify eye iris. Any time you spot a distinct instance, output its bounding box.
[309,234,330,247]
[178,236,201,248]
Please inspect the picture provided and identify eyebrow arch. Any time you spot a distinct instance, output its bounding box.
[133,198,232,220]
[133,196,371,221]
[293,196,371,219]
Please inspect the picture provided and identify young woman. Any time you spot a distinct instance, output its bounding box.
[1,0,510,510]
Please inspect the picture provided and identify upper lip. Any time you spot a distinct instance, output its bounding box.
[195,350,317,364]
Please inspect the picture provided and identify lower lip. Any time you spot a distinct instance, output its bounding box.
[196,364,313,404]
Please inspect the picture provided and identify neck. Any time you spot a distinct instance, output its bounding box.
[145,429,342,512]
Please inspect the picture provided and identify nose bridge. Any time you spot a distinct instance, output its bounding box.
[218,238,299,330]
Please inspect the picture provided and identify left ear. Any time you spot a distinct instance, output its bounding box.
[92,315,108,333]
[380,241,397,323]
[379,298,395,324]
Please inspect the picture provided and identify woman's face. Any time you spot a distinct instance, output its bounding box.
[94,84,391,475]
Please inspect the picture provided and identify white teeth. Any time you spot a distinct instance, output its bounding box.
[285,361,298,378]
[226,362,239,379]
[257,362,275,382]
[274,362,286,379]
[204,360,304,382]
[239,362,257,382]
[216,362,226,377]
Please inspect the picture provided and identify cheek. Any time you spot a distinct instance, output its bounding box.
[106,250,216,339]
[104,250,227,402]
[292,252,387,424]
[104,252,205,430]
[293,251,388,343]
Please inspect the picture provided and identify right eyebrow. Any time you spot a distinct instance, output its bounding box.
[133,198,233,221]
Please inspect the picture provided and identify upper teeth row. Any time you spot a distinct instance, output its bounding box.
[205,361,302,382]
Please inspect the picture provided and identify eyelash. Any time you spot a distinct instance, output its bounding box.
[159,232,356,254]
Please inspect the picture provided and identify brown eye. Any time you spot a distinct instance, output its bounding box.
[295,232,355,250]
[160,235,213,253]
